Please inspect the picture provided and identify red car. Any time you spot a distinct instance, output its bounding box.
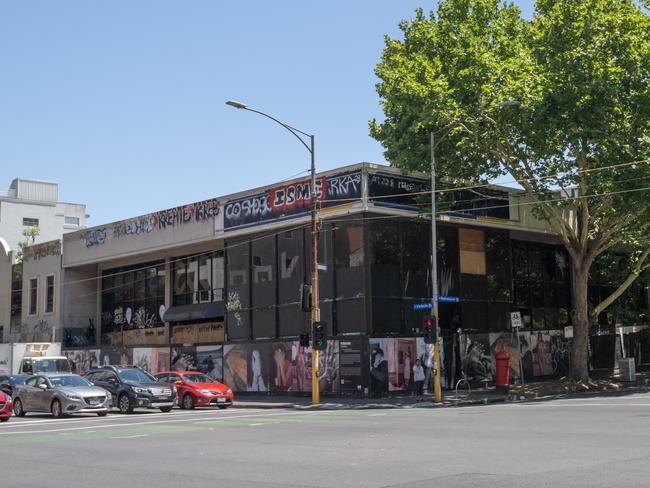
[0,390,12,422]
[155,371,234,410]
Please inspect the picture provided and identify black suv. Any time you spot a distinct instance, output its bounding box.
[85,366,177,414]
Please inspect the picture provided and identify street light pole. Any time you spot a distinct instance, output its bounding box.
[430,131,442,403]
[226,100,321,405]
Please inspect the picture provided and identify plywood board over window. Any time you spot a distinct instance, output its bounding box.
[459,228,486,275]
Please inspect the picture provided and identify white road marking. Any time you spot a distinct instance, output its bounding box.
[3,408,266,428]
[110,434,148,439]
[249,423,264,426]
[0,410,327,436]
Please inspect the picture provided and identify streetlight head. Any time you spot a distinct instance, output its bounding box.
[226,100,247,109]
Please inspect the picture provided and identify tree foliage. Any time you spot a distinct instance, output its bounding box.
[371,0,650,381]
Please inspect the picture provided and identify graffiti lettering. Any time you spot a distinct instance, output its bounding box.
[23,240,61,261]
[328,172,362,198]
[84,229,107,248]
[224,171,361,230]
[83,198,220,247]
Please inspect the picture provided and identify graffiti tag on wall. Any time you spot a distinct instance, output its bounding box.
[23,240,62,261]
[224,170,362,230]
[83,198,220,247]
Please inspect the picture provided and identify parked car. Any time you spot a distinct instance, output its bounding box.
[85,366,176,414]
[155,371,234,410]
[0,374,30,397]
[0,390,12,422]
[12,373,111,418]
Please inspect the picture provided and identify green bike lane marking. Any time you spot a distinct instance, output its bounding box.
[0,408,434,447]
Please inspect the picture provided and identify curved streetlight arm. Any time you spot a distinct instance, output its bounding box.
[229,104,313,154]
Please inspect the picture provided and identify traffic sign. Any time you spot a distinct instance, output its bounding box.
[438,295,460,303]
[510,311,523,328]
[412,296,460,310]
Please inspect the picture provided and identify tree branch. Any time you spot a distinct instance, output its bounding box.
[591,247,650,318]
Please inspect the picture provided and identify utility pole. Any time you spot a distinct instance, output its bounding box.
[431,131,442,403]
[309,134,320,405]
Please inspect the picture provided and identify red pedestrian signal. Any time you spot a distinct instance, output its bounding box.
[424,317,436,344]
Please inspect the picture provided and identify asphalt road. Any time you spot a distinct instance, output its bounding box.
[2,394,650,488]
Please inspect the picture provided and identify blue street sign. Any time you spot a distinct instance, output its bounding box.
[438,295,460,303]
[412,296,460,310]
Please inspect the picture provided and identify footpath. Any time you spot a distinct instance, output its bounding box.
[232,369,650,410]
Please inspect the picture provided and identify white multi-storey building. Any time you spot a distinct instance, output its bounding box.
[0,178,87,252]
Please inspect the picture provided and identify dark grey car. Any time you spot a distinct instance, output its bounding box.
[12,374,112,418]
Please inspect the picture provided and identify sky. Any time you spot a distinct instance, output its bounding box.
[0,1,534,226]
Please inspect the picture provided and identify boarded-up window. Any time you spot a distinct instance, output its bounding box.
[459,228,486,275]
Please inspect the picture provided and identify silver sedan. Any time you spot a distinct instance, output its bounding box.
[13,373,112,418]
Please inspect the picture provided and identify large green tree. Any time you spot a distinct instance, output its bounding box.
[370,0,650,382]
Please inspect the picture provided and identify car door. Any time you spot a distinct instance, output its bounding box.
[0,376,10,396]
[21,376,40,411]
[32,376,52,412]
[101,372,121,402]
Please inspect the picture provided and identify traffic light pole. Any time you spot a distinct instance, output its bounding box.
[431,131,442,403]
[310,134,321,405]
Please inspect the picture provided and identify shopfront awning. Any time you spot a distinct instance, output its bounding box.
[162,303,225,322]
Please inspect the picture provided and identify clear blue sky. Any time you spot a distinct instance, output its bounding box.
[0,1,534,226]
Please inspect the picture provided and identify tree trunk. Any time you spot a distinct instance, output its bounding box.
[570,262,590,383]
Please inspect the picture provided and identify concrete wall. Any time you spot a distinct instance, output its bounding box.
[63,198,221,268]
[0,238,12,342]
[19,240,62,342]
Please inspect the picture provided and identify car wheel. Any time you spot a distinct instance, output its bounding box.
[51,399,64,418]
[13,398,25,417]
[217,405,229,410]
[118,394,133,414]
[182,394,194,410]
[159,406,173,413]
[97,411,108,417]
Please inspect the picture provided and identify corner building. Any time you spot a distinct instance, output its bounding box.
[55,163,648,396]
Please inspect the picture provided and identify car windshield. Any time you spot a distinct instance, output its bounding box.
[49,375,91,388]
[118,369,155,383]
[33,359,71,374]
[183,373,214,384]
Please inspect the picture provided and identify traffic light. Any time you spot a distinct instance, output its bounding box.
[424,316,436,344]
[300,284,312,312]
[299,334,310,348]
[313,322,326,350]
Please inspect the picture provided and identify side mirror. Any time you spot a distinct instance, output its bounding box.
[37,383,48,390]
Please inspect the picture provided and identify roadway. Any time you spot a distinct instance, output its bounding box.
[1,393,650,487]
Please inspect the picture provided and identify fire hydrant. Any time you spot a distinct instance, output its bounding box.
[495,349,510,391]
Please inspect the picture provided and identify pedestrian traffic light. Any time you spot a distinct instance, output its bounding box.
[300,284,312,312]
[313,322,326,350]
[424,316,436,344]
[299,333,310,348]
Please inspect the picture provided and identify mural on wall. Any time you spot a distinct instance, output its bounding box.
[318,340,340,394]
[83,198,220,247]
[247,343,271,392]
[100,347,133,367]
[64,349,100,375]
[171,322,224,344]
[223,345,248,392]
[196,345,223,379]
[22,240,61,261]
[171,346,198,372]
[224,171,362,230]
[369,339,389,397]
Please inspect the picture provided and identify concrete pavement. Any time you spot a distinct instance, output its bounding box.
[2,393,650,487]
